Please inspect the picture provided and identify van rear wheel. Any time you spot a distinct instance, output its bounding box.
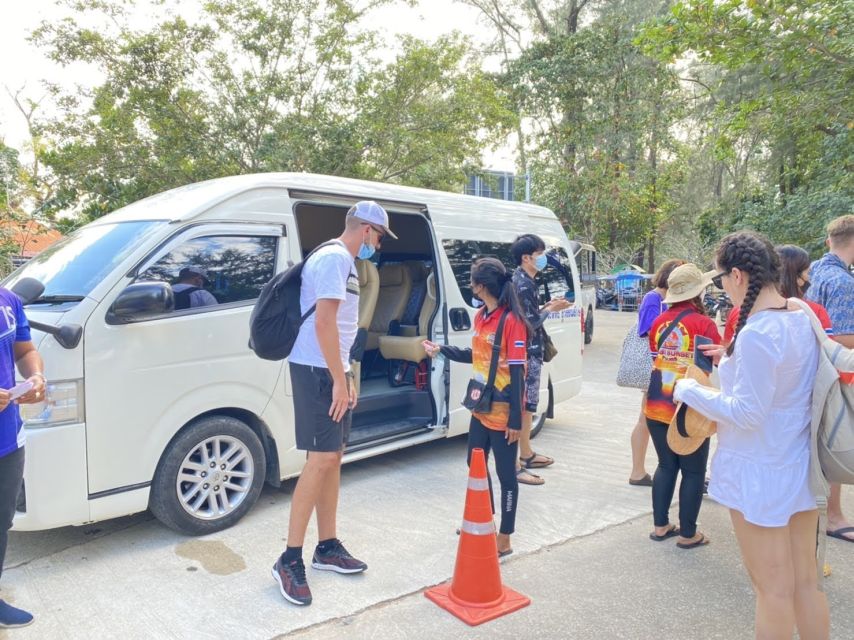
[584,310,594,344]
[149,416,266,535]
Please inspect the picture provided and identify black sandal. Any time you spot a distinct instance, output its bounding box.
[649,526,679,542]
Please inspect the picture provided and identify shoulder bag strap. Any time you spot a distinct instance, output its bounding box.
[657,309,694,351]
[485,309,510,391]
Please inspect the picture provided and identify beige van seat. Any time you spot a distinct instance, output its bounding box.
[366,264,411,351]
[379,272,436,363]
[351,259,379,393]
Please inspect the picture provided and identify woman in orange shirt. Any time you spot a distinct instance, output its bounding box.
[424,257,530,557]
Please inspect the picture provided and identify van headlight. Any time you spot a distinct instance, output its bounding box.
[20,380,85,428]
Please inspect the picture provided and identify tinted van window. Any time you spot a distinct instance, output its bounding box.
[139,235,277,309]
[442,239,575,307]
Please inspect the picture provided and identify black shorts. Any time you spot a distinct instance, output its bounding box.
[290,363,352,452]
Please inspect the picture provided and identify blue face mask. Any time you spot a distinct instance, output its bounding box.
[358,240,376,260]
[534,254,548,271]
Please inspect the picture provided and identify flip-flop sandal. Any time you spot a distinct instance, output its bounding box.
[649,526,679,542]
[498,548,513,558]
[676,533,710,549]
[827,526,854,543]
[521,452,554,469]
[629,473,653,487]
[516,468,545,486]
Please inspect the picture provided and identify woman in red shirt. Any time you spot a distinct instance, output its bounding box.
[423,257,531,557]
[645,264,721,549]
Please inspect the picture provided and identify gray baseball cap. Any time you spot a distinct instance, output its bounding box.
[347,201,398,240]
[179,265,210,284]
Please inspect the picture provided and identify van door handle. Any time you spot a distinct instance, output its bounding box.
[449,307,471,332]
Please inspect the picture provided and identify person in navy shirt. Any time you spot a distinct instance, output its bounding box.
[0,287,46,628]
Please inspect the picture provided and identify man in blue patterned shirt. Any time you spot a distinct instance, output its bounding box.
[807,214,854,544]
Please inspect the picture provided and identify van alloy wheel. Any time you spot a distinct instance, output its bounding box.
[176,436,254,520]
[150,415,266,535]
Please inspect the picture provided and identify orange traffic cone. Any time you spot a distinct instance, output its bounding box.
[425,448,531,625]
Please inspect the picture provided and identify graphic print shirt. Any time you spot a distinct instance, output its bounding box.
[644,302,721,424]
[470,307,528,430]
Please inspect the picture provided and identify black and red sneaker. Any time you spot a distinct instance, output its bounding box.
[311,539,367,574]
[271,556,312,606]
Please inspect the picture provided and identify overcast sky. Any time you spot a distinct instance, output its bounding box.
[0,0,518,171]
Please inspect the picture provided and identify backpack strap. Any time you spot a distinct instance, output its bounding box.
[300,240,349,323]
[787,297,831,588]
[787,298,829,344]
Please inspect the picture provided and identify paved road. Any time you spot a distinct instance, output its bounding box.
[3,310,852,639]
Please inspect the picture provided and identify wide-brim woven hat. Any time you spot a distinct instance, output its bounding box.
[667,365,717,455]
[663,263,715,304]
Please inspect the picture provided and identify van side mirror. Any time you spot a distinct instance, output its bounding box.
[107,282,174,324]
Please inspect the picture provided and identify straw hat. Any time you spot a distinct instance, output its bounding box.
[663,264,716,304]
[667,365,717,455]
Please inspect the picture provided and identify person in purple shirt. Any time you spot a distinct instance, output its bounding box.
[628,259,684,486]
[0,288,46,628]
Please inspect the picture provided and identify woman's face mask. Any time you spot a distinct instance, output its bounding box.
[534,252,548,271]
[471,283,484,307]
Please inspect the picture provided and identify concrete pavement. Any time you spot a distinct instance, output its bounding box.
[2,310,852,639]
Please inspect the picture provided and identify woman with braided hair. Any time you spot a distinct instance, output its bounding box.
[674,231,829,639]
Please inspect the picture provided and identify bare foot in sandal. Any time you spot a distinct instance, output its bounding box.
[520,452,554,469]
[676,532,710,549]
[497,532,513,557]
[516,467,544,486]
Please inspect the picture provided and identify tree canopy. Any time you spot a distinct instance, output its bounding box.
[1,0,851,270]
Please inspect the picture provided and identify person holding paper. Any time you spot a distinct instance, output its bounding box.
[0,287,46,628]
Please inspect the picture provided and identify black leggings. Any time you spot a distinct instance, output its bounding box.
[0,447,24,581]
[647,419,709,538]
[467,417,519,535]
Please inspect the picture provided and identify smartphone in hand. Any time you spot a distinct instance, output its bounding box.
[693,335,714,374]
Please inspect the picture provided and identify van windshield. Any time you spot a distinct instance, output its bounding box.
[4,221,165,301]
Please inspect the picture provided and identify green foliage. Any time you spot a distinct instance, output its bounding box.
[29,0,512,221]
[503,2,684,268]
[639,0,854,255]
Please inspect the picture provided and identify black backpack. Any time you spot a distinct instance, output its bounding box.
[249,241,339,361]
[173,286,200,310]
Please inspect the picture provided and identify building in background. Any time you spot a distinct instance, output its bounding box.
[465,170,530,202]
[1,219,62,270]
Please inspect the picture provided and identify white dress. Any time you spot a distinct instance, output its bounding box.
[674,309,818,527]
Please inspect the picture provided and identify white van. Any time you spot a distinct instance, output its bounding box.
[4,173,584,535]
[569,241,597,344]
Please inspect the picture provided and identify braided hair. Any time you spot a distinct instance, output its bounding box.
[715,231,781,356]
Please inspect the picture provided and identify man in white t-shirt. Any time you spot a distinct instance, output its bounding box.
[272,201,397,607]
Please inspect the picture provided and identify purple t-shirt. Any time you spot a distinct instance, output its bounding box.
[0,289,31,458]
[637,290,666,337]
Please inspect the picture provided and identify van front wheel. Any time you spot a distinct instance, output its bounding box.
[150,416,266,535]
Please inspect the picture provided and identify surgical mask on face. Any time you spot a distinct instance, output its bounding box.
[471,297,484,308]
[358,242,376,260]
[534,254,548,271]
